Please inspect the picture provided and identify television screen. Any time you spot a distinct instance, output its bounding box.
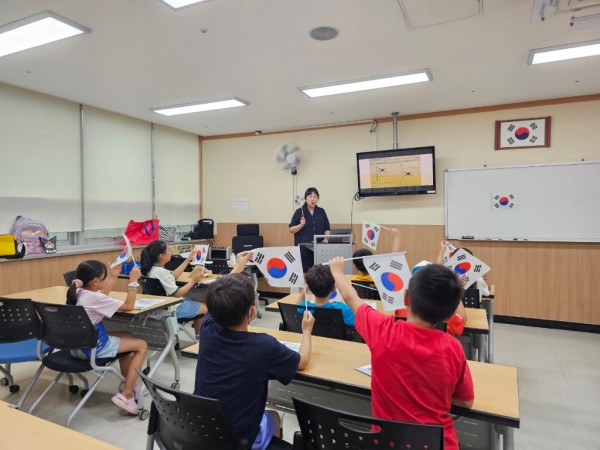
[356,146,436,197]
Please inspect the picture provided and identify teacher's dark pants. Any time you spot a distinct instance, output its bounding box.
[299,245,314,273]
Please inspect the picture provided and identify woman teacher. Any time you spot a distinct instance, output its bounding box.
[289,187,331,273]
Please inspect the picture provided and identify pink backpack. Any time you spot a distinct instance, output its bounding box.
[9,216,49,255]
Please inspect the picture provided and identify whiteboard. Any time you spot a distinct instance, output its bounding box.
[445,161,600,242]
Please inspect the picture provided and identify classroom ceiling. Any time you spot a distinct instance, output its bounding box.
[1,0,600,137]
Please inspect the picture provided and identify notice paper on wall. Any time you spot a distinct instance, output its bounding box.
[233,198,249,211]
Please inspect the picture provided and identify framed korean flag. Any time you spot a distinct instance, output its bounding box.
[495,116,551,150]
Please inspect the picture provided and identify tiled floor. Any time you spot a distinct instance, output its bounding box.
[2,305,599,449]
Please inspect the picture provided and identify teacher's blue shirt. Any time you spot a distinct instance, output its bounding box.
[289,205,330,245]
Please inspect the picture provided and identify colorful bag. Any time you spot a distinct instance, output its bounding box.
[0,234,26,259]
[124,219,159,245]
[159,225,177,242]
[9,216,49,255]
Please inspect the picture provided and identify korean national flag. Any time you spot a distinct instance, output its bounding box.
[362,220,381,250]
[443,242,457,263]
[252,246,305,288]
[492,193,516,209]
[190,244,209,266]
[500,118,547,147]
[328,287,342,302]
[363,252,411,311]
[444,249,490,289]
[111,234,134,267]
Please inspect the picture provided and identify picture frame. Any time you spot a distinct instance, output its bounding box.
[495,116,551,150]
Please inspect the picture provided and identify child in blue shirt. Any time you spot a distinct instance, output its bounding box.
[297,264,355,327]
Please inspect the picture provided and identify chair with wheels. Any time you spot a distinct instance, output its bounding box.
[232,223,266,318]
[21,302,147,427]
[291,397,444,450]
[279,303,346,341]
[63,270,77,286]
[0,298,50,407]
[351,280,381,300]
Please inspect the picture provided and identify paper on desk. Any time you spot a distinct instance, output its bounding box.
[355,364,372,377]
[365,301,377,309]
[280,341,301,353]
[134,299,164,310]
[179,252,190,259]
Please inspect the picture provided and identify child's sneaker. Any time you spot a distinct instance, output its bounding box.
[111,392,138,415]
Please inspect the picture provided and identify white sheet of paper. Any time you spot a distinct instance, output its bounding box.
[355,364,372,377]
[365,301,378,309]
[179,252,190,258]
[280,341,301,353]
[134,299,164,310]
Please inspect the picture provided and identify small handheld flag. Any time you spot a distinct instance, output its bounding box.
[363,252,411,311]
[444,249,490,289]
[252,246,305,288]
[362,220,381,250]
[190,244,209,266]
[443,242,457,263]
[111,234,134,268]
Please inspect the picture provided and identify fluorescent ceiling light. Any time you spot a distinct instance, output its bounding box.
[570,12,600,30]
[159,0,209,9]
[300,70,432,98]
[528,39,600,64]
[152,98,248,116]
[0,11,90,58]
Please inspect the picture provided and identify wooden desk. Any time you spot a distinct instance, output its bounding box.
[176,271,220,285]
[182,326,518,449]
[266,293,489,334]
[0,401,119,449]
[4,286,182,387]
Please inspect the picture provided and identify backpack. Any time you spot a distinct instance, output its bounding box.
[9,216,49,255]
[0,234,26,259]
[187,219,214,240]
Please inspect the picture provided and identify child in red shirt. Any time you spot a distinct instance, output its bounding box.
[330,257,474,450]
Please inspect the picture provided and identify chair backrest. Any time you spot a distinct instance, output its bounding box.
[139,276,168,296]
[352,280,381,300]
[165,255,192,272]
[279,303,346,340]
[63,270,77,286]
[137,369,249,450]
[0,298,39,343]
[292,397,444,450]
[34,302,97,350]
[232,236,264,255]
[463,288,480,309]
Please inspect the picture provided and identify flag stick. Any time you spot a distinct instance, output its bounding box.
[321,252,406,265]
[380,225,392,231]
[350,282,378,291]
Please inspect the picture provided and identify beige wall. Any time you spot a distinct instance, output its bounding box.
[202,100,600,226]
[202,99,600,324]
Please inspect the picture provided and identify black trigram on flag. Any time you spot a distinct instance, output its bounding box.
[509,203,515,208]
[494,194,500,200]
[369,262,381,272]
[381,292,393,304]
[530,122,538,130]
[463,275,470,284]
[289,273,299,284]
[254,252,265,264]
[508,124,515,132]
[529,136,537,143]
[457,254,467,261]
[284,251,295,263]
[507,137,515,145]
[374,225,380,232]
[509,194,515,199]
[474,264,482,273]
[390,260,404,271]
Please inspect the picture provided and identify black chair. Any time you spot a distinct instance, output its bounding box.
[292,397,444,450]
[63,270,77,286]
[206,259,231,275]
[21,302,145,427]
[232,223,264,255]
[165,255,192,272]
[352,280,381,300]
[0,298,50,403]
[279,303,346,341]
[462,288,480,308]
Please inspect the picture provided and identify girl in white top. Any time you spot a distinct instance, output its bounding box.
[140,240,207,336]
[66,260,148,415]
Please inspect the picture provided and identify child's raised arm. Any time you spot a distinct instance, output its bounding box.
[119,265,140,311]
[173,251,194,280]
[297,310,314,371]
[230,251,252,274]
[436,240,449,264]
[329,257,364,315]
[390,228,402,253]
[103,261,122,295]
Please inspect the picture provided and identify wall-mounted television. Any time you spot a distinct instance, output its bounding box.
[356,146,436,197]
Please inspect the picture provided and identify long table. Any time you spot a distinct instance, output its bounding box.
[4,286,183,395]
[182,326,518,450]
[1,401,120,449]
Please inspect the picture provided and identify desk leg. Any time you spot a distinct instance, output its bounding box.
[495,424,513,450]
[486,300,494,363]
[146,317,180,387]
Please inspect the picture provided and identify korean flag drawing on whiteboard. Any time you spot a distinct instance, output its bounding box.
[190,244,209,266]
[252,246,305,288]
[492,193,516,209]
[111,233,134,267]
[444,249,490,289]
[362,220,381,250]
[363,252,411,311]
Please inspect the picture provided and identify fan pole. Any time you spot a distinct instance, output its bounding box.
[392,112,399,150]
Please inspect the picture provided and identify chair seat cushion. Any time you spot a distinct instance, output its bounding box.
[267,436,293,450]
[0,339,51,363]
[43,350,118,373]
